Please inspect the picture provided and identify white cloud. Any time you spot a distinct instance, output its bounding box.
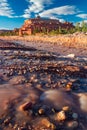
[0,0,14,18]
[39,5,78,18]
[84,20,87,23]
[22,13,31,18]
[76,14,87,19]
[50,16,59,20]
[29,0,53,12]
[23,0,53,18]
[0,27,10,30]
[22,8,31,18]
[49,16,65,22]
[22,3,79,20]
[59,19,65,23]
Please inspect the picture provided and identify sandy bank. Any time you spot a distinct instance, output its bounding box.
[0,34,87,49]
[0,34,87,57]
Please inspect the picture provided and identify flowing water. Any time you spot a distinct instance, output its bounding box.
[0,40,87,130]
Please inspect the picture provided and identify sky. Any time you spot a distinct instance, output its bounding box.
[0,0,87,30]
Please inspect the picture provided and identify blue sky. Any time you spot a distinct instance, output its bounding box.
[0,0,87,29]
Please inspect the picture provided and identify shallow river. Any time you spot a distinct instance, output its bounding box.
[0,40,87,130]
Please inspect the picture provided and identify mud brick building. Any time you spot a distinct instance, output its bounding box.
[19,16,74,35]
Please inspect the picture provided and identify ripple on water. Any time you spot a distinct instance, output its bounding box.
[0,85,21,115]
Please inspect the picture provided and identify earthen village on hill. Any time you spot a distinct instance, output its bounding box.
[19,16,74,35]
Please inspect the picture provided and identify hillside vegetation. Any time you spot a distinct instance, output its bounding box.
[0,21,87,36]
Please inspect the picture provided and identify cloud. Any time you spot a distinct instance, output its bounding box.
[58,19,65,23]
[22,3,79,20]
[23,0,54,18]
[22,8,31,18]
[0,27,10,30]
[84,20,87,23]
[0,0,14,18]
[39,5,78,18]
[76,14,87,19]
[46,15,64,22]
[42,14,64,22]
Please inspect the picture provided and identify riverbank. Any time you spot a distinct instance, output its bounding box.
[0,34,87,57]
[0,33,87,48]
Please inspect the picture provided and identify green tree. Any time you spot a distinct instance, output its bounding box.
[75,22,81,32]
[81,21,87,32]
[42,27,47,34]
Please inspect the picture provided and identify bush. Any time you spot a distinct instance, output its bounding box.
[0,31,18,36]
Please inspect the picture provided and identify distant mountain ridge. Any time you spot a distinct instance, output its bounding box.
[0,29,12,32]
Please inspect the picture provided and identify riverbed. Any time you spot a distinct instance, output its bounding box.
[0,39,87,130]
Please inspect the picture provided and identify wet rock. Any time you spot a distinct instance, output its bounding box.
[4,117,11,125]
[23,69,27,74]
[19,102,32,111]
[38,108,45,115]
[38,105,54,115]
[66,121,78,129]
[34,118,56,129]
[65,82,72,91]
[64,66,80,72]
[18,127,27,130]
[66,54,75,58]
[62,106,70,111]
[18,70,23,75]
[72,113,78,120]
[9,75,26,84]
[30,74,36,81]
[56,111,66,121]
[25,83,32,88]
[7,71,14,77]
[13,124,18,129]
[8,123,13,128]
